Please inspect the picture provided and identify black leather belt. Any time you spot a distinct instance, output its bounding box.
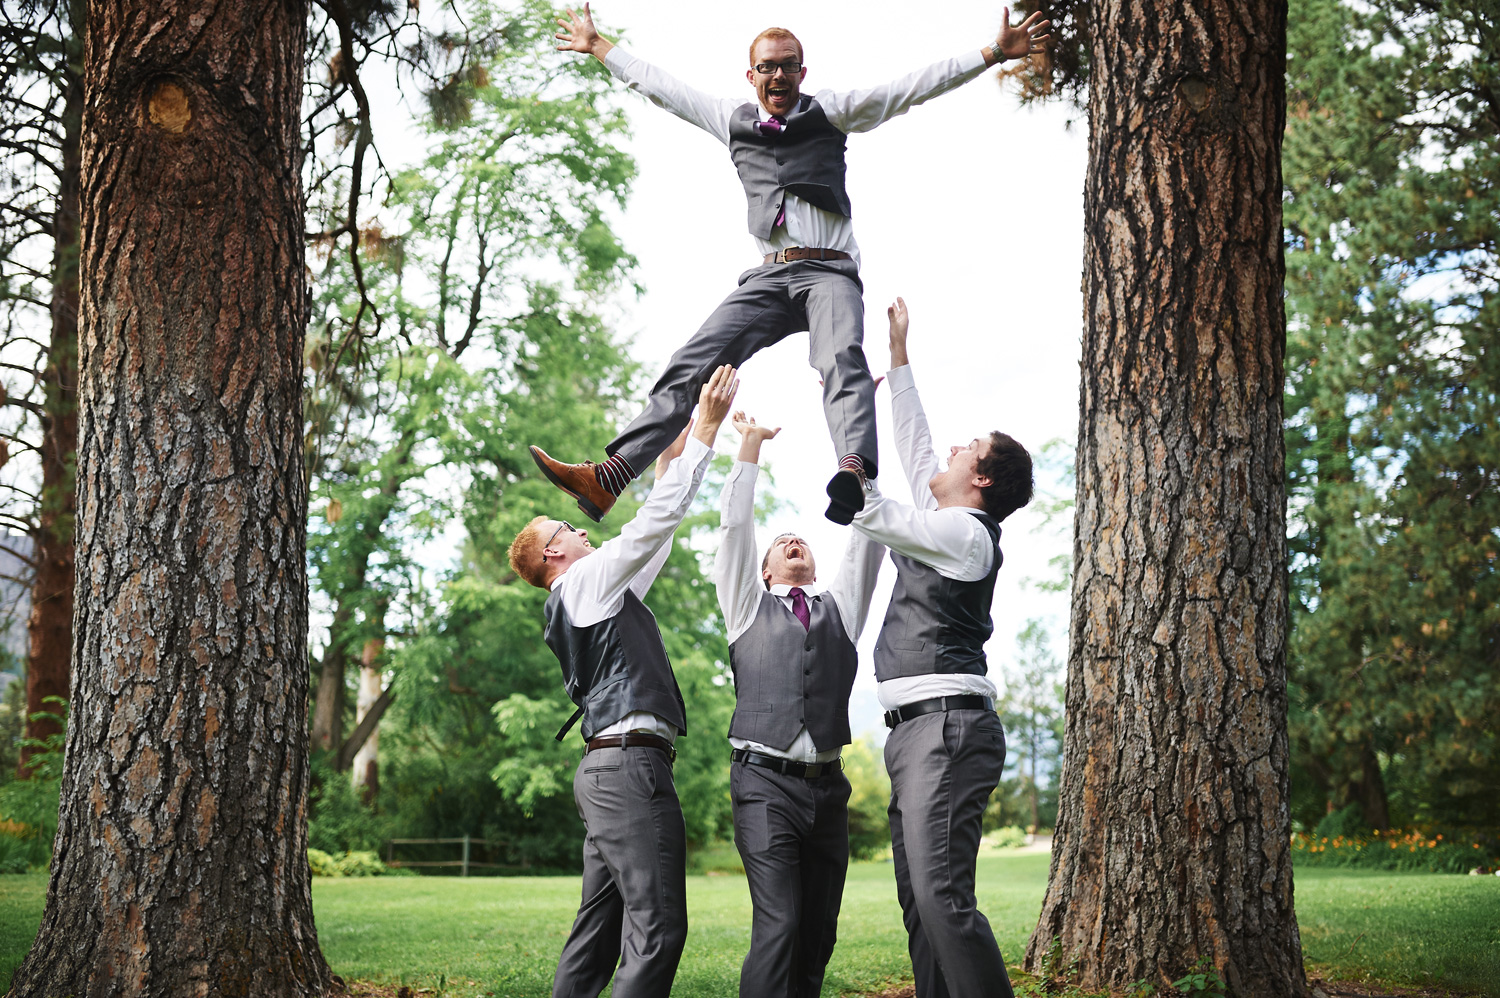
[731,748,843,779]
[884,694,995,729]
[586,732,676,763]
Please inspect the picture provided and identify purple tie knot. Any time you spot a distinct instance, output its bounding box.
[788,586,811,632]
[758,115,786,138]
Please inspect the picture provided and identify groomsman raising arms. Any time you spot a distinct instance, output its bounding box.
[851,298,1034,998]
[714,411,886,998]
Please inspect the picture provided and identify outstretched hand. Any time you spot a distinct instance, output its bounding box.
[555,3,608,58]
[888,296,911,369]
[995,6,1052,60]
[732,411,781,443]
[692,365,739,447]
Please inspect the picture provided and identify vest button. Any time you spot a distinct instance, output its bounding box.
[804,668,812,675]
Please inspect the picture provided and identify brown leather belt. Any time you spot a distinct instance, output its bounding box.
[585,731,676,762]
[763,247,852,264]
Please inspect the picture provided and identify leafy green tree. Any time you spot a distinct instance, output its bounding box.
[303,0,636,783]
[1282,0,1500,830]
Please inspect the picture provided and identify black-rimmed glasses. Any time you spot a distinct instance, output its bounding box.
[541,520,575,561]
[753,60,802,76]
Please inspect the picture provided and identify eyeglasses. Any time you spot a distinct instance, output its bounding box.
[753,60,802,76]
[541,520,575,562]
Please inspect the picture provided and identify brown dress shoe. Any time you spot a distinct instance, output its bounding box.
[529,446,617,522]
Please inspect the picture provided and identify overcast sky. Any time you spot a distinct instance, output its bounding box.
[572,1,1088,734]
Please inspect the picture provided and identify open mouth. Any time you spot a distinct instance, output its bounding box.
[766,85,792,106]
[785,544,804,560]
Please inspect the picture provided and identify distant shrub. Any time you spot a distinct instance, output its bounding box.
[307,848,341,877]
[1292,827,1500,874]
[984,826,1029,850]
[844,736,892,861]
[308,847,391,877]
[1313,803,1368,839]
[336,850,388,877]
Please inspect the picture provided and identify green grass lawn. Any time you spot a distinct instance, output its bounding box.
[1,856,1496,995]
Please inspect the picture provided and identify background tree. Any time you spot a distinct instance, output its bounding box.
[1021,0,1306,992]
[301,0,636,790]
[1282,0,1499,834]
[0,0,81,776]
[8,0,335,990]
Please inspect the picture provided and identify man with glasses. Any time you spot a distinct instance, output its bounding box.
[508,366,738,998]
[852,299,1033,997]
[713,411,885,998]
[534,5,1050,528]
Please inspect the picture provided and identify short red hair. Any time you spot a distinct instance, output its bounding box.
[508,515,552,589]
[749,27,803,66]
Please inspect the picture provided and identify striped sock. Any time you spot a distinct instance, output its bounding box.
[594,453,636,496]
[838,454,866,478]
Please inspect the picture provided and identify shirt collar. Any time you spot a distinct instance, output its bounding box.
[768,582,821,598]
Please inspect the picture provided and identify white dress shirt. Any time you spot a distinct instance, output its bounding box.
[549,436,714,742]
[851,365,1001,709]
[603,47,991,270]
[714,460,886,762]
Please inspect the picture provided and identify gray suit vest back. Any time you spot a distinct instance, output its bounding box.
[727,590,857,752]
[728,97,852,239]
[543,588,687,741]
[873,512,1003,681]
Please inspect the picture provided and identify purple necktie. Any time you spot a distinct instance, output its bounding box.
[758,116,788,229]
[788,587,811,632]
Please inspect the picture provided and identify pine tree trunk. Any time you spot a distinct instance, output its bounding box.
[21,4,81,777]
[8,0,334,993]
[1023,0,1305,992]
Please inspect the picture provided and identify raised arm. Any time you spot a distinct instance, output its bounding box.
[556,4,736,142]
[714,412,782,640]
[826,507,887,642]
[819,7,1051,134]
[885,298,940,511]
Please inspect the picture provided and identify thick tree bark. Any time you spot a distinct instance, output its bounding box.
[8,0,334,994]
[21,4,81,777]
[1024,0,1305,993]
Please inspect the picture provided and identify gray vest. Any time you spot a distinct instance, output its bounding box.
[728,97,852,239]
[543,589,687,741]
[727,590,856,752]
[873,512,1003,681]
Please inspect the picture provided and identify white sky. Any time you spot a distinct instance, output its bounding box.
[582,1,1087,735]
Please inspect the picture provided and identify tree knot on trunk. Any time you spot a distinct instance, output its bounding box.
[1178,75,1211,112]
[146,80,192,134]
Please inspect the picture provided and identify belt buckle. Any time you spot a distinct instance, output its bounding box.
[774,248,791,264]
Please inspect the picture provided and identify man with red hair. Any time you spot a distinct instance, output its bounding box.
[535,5,1050,528]
[510,367,738,998]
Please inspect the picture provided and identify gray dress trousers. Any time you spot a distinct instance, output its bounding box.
[606,259,878,479]
[885,708,1013,998]
[552,744,688,998]
[730,761,852,998]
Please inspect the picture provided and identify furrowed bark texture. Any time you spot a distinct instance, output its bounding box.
[8,0,334,994]
[22,8,81,776]
[1023,0,1304,993]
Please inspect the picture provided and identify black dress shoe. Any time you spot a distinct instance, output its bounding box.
[824,469,866,525]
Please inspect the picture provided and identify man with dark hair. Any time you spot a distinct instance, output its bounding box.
[713,410,885,998]
[533,4,1050,526]
[850,298,1033,998]
[508,366,738,998]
